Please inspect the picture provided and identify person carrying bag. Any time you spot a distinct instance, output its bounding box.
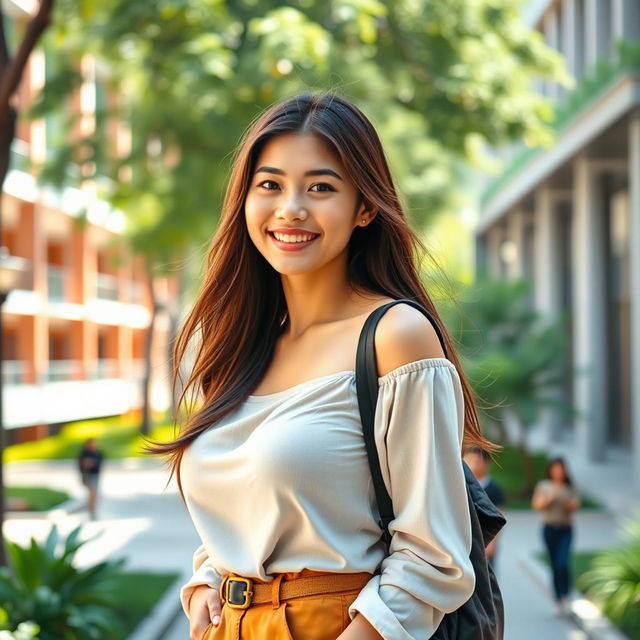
[355,299,506,640]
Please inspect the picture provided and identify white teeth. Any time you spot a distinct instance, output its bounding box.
[272,232,316,243]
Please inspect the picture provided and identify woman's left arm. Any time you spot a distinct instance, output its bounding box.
[337,613,383,640]
[564,489,581,512]
[341,361,475,639]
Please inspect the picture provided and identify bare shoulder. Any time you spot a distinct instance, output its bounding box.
[374,301,446,377]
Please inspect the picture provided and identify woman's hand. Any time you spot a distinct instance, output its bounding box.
[336,612,383,639]
[188,585,221,640]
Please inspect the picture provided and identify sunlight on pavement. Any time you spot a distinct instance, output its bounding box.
[4,515,153,568]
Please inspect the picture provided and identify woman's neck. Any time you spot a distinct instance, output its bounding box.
[280,265,358,340]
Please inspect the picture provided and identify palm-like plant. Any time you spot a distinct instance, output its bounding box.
[438,276,576,494]
[0,525,125,640]
[0,608,39,640]
[578,517,640,638]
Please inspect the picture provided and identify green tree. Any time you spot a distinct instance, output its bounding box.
[439,276,575,495]
[0,0,56,569]
[29,0,569,433]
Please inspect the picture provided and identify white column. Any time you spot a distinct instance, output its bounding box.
[505,209,526,280]
[612,0,640,43]
[629,112,640,489]
[544,10,561,100]
[572,155,609,462]
[534,187,566,442]
[585,0,612,67]
[561,0,582,78]
[474,233,488,278]
[486,225,504,278]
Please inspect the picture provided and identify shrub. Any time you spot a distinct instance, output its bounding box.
[0,525,126,640]
[0,607,39,640]
[578,516,640,638]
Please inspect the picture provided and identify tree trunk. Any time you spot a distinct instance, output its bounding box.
[167,264,186,421]
[0,0,56,568]
[141,267,158,436]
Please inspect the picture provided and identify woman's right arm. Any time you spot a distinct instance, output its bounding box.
[531,482,554,511]
[181,544,223,639]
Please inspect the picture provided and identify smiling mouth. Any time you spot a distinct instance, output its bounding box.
[267,231,320,244]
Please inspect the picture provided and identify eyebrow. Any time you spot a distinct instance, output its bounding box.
[255,166,343,181]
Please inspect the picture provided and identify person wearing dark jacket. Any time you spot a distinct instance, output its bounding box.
[463,446,505,569]
[78,437,104,520]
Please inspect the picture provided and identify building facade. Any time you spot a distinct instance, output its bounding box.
[475,0,640,486]
[2,0,173,443]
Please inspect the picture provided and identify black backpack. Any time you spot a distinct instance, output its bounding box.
[355,299,506,639]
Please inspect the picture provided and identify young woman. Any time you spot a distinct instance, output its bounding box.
[531,457,581,615]
[148,92,496,640]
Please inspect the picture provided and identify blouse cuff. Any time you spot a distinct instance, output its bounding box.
[179,562,222,618]
[348,575,416,640]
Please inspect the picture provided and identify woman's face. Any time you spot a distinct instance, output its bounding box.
[549,461,566,483]
[244,132,370,277]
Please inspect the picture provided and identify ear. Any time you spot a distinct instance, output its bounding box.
[354,196,377,228]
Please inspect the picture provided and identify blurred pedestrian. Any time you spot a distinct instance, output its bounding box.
[463,446,505,569]
[146,93,499,640]
[531,457,580,615]
[78,437,104,520]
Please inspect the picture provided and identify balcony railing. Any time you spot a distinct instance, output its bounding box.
[129,281,144,304]
[96,272,119,301]
[89,359,119,380]
[45,360,82,382]
[9,140,29,173]
[2,361,27,385]
[47,265,67,301]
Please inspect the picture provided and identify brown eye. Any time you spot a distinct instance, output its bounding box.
[310,183,335,192]
[258,180,279,190]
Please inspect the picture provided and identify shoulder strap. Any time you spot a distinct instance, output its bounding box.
[355,298,449,545]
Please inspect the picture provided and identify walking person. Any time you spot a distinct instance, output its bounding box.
[463,446,505,570]
[77,437,104,520]
[531,457,581,615]
[147,92,498,640]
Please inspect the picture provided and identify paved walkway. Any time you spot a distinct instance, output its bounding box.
[4,458,628,640]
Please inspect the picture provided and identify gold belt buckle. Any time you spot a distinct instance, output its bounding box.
[224,576,254,609]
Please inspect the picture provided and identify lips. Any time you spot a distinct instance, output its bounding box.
[267,230,320,251]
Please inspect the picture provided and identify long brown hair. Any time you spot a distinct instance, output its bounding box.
[146,92,497,495]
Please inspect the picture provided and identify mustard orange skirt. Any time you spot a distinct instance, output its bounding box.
[202,569,372,640]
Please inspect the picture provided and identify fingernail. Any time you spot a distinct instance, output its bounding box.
[212,615,220,625]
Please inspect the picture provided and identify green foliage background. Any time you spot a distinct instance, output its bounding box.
[27,0,568,271]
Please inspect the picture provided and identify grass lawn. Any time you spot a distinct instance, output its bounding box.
[5,414,176,462]
[490,445,600,510]
[6,486,70,511]
[112,571,180,639]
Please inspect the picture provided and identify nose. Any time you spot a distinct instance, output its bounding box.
[275,198,308,221]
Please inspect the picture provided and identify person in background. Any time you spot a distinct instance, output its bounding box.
[531,457,580,615]
[78,437,104,520]
[463,446,505,569]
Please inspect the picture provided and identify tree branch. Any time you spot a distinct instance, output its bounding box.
[0,0,55,131]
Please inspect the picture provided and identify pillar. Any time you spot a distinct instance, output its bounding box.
[505,208,526,280]
[584,0,612,67]
[534,187,566,442]
[629,111,640,488]
[572,154,608,461]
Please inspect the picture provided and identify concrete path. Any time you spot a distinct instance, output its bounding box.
[497,509,622,640]
[4,459,627,640]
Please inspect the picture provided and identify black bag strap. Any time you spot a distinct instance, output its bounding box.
[355,298,448,546]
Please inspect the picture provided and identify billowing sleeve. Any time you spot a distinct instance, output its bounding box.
[348,359,475,640]
[179,543,223,618]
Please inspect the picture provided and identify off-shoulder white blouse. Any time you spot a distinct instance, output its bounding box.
[179,358,475,640]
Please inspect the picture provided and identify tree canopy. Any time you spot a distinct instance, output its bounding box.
[29,0,568,267]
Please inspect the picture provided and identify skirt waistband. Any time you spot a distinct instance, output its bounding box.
[219,570,372,609]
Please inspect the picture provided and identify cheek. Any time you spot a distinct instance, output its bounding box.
[244,195,267,234]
